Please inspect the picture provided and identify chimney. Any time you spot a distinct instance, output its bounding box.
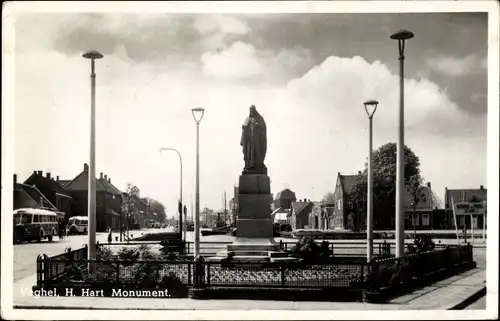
[427,182,431,188]
[46,172,51,179]
[56,176,59,182]
[358,171,361,175]
[104,174,108,180]
[84,163,89,171]
[108,178,111,183]
[480,185,484,190]
[33,170,37,175]
[14,174,17,185]
[37,170,43,176]
[100,172,103,179]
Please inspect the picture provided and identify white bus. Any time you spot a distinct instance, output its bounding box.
[13,208,58,243]
[66,216,89,235]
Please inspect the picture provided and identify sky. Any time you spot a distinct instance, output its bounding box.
[11,10,488,218]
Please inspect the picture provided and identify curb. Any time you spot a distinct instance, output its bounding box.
[447,286,486,310]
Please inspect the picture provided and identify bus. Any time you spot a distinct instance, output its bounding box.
[66,216,89,235]
[13,208,59,243]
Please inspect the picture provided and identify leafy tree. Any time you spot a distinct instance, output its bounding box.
[122,183,140,229]
[407,174,424,237]
[322,192,335,205]
[145,198,167,223]
[348,143,423,229]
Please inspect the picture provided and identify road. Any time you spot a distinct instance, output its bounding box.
[13,228,167,281]
[13,228,486,281]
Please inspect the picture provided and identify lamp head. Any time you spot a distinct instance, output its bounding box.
[363,100,379,118]
[390,30,414,41]
[192,107,205,123]
[82,50,104,60]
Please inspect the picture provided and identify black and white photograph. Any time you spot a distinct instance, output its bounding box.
[1,1,498,320]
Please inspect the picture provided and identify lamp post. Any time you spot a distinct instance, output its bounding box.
[192,108,205,258]
[390,30,414,258]
[364,100,379,262]
[160,147,184,241]
[82,50,103,273]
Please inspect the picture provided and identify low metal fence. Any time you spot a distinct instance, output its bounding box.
[34,243,473,301]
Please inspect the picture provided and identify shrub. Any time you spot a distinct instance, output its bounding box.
[158,272,189,297]
[96,246,114,261]
[291,236,332,264]
[414,235,435,253]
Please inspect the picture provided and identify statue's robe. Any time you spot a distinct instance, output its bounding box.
[240,113,267,172]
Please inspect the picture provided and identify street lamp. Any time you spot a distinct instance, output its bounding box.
[364,100,379,262]
[390,29,414,258]
[159,147,184,241]
[82,50,103,273]
[192,107,205,258]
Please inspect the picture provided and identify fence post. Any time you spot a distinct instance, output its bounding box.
[43,254,50,285]
[188,262,192,285]
[194,256,205,288]
[281,263,286,288]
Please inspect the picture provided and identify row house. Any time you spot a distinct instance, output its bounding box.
[63,163,122,232]
[329,172,436,231]
[13,174,62,218]
[23,171,73,223]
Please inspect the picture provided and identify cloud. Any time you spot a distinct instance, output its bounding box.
[194,15,250,35]
[201,41,263,79]
[427,54,484,77]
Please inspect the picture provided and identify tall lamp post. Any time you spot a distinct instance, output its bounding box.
[159,147,184,241]
[192,108,205,258]
[82,50,103,273]
[390,30,414,258]
[364,100,379,262]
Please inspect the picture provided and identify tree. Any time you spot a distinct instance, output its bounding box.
[348,143,423,229]
[121,183,140,236]
[322,192,335,205]
[407,174,424,238]
[146,198,167,224]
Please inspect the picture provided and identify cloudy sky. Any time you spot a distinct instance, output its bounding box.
[11,8,488,217]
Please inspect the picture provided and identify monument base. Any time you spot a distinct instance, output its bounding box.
[227,237,279,252]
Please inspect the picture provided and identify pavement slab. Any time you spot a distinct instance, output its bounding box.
[12,268,486,311]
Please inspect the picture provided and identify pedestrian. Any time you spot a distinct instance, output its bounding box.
[107,227,112,244]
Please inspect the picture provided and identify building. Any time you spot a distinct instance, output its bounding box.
[13,174,62,218]
[308,202,326,230]
[289,199,314,229]
[443,186,487,230]
[63,163,121,232]
[23,171,73,223]
[274,188,297,210]
[403,182,435,230]
[330,172,363,230]
[228,186,239,226]
[271,207,289,225]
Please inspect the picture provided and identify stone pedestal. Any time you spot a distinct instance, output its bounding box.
[228,174,279,253]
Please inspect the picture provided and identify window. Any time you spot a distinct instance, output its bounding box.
[422,214,430,226]
[459,216,465,226]
[33,215,39,223]
[412,214,419,226]
[23,214,33,224]
[337,200,341,210]
[348,202,353,210]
